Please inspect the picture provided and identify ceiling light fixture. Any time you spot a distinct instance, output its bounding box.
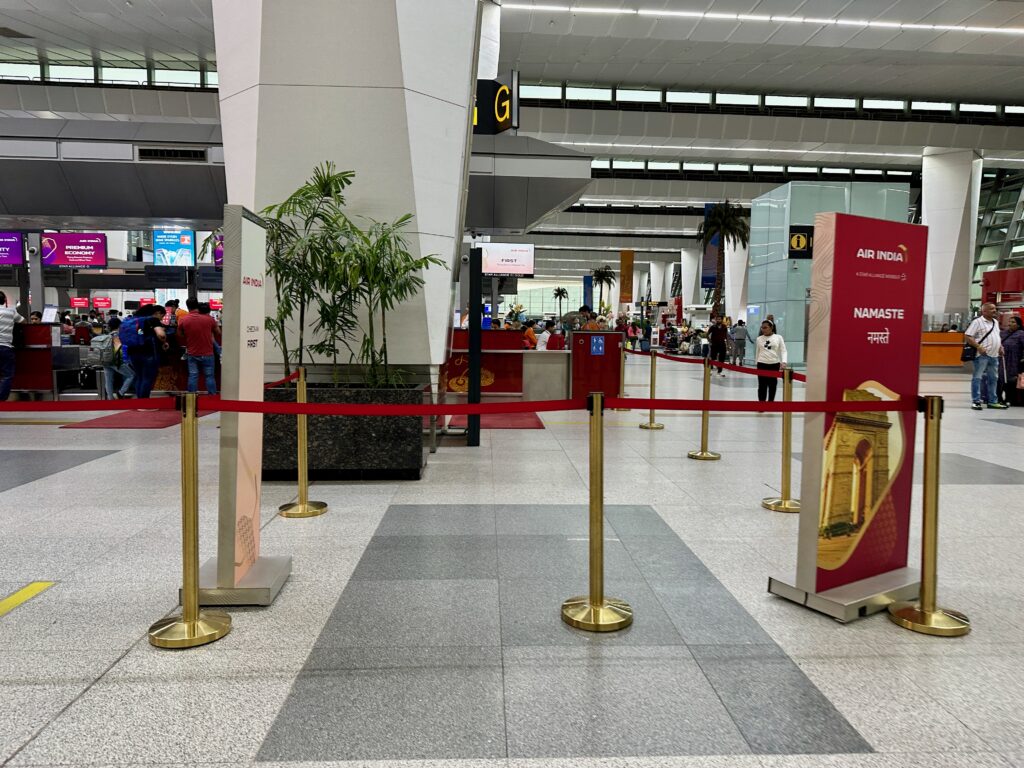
[500,4,1024,36]
[559,140,921,160]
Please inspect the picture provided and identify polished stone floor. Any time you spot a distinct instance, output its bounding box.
[0,357,1022,768]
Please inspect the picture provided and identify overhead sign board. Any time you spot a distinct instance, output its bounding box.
[788,226,814,259]
[42,233,107,268]
[480,243,534,278]
[154,229,196,267]
[473,78,516,135]
[0,232,24,265]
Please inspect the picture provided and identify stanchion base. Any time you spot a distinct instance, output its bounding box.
[639,422,665,430]
[887,603,970,637]
[762,497,801,513]
[688,450,721,461]
[148,610,232,649]
[561,596,633,632]
[278,501,329,518]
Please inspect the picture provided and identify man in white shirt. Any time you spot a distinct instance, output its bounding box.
[965,303,1006,411]
[536,320,555,350]
[0,290,25,401]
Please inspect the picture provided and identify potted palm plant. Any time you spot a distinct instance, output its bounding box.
[698,200,750,317]
[592,265,616,311]
[261,163,446,481]
[552,286,568,318]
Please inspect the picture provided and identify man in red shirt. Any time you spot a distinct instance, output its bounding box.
[178,298,222,394]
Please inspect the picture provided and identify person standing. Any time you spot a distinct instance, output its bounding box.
[999,315,1024,407]
[120,304,167,400]
[0,291,25,401]
[730,319,753,366]
[707,315,730,376]
[536,320,555,351]
[101,317,135,399]
[178,298,221,395]
[965,303,1006,411]
[755,320,787,402]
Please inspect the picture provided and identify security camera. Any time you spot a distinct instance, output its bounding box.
[27,245,37,256]
[461,253,470,265]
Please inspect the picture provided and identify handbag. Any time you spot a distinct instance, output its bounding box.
[961,322,994,362]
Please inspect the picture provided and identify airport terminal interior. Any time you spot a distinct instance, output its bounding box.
[1,2,1024,768]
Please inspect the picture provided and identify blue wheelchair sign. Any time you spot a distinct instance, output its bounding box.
[591,335,605,356]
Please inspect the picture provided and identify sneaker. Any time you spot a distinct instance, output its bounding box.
[971,402,983,411]
[719,371,726,377]
[987,402,1009,410]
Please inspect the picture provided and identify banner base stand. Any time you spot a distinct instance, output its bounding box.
[768,567,919,623]
[190,555,293,607]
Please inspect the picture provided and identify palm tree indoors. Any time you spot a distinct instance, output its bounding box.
[591,265,616,311]
[552,286,569,318]
[698,200,750,317]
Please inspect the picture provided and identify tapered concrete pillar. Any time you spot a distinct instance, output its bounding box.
[632,268,645,305]
[921,148,983,316]
[212,0,481,366]
[649,261,668,303]
[680,248,701,305]
[724,241,749,322]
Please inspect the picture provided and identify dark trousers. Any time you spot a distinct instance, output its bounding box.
[710,343,727,372]
[0,345,14,401]
[128,349,159,399]
[757,362,781,402]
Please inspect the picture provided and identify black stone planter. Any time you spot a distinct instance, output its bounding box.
[262,384,427,481]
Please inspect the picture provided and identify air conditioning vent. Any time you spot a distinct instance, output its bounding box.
[138,146,208,162]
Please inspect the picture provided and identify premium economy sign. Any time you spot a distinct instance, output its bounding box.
[797,213,928,597]
[42,233,107,268]
[0,232,24,265]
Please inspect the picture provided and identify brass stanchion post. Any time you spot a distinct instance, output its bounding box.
[688,358,721,461]
[149,393,231,648]
[888,396,970,637]
[280,367,328,518]
[762,367,800,512]
[562,392,633,631]
[638,351,664,430]
[613,338,629,411]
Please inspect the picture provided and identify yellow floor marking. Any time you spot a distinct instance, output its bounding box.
[0,581,55,618]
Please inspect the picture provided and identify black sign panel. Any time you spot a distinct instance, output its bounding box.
[196,266,223,292]
[143,265,188,288]
[788,226,814,259]
[473,79,514,135]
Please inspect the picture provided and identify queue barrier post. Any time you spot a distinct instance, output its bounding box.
[638,351,664,430]
[688,358,721,461]
[613,340,630,411]
[762,367,801,513]
[561,391,633,632]
[279,367,329,519]
[888,396,970,637]
[149,393,231,649]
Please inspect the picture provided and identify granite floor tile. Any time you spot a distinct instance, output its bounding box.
[0,449,121,493]
[503,653,752,757]
[651,581,775,645]
[494,504,591,536]
[257,646,506,762]
[314,578,501,649]
[373,504,496,536]
[350,535,497,581]
[497,534,644,581]
[689,644,872,755]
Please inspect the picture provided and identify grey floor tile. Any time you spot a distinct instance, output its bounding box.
[499,578,685,647]
[503,653,751,757]
[258,646,506,762]
[652,581,775,645]
[605,504,680,537]
[350,535,497,581]
[913,453,1024,485]
[618,535,714,583]
[315,578,501,649]
[373,504,496,536]
[497,534,644,581]
[495,504,590,536]
[0,449,119,493]
[690,644,872,755]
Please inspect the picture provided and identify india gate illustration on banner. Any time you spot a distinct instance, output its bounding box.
[817,382,904,570]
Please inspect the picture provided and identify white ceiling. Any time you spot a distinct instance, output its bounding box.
[499,0,1024,100]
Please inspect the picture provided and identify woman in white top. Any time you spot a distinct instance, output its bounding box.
[755,320,787,402]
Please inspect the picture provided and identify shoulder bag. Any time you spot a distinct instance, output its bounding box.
[961,322,994,362]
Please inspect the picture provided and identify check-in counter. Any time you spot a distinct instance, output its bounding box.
[920,332,964,367]
[523,350,570,401]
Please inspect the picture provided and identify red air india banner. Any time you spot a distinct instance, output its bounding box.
[798,213,928,593]
[620,250,634,304]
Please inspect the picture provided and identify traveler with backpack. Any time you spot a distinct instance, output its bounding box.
[119,304,168,400]
[178,298,221,395]
[97,317,134,399]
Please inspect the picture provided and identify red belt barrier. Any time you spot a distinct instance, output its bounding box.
[202,396,587,417]
[625,348,650,356]
[606,397,915,413]
[651,350,808,382]
[263,370,302,390]
[0,397,177,413]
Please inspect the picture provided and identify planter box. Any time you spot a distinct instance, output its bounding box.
[262,384,427,481]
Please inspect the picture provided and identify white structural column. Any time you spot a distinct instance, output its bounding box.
[212,0,480,366]
[724,241,749,322]
[649,261,668,304]
[921,148,983,316]
[680,248,702,305]
[632,268,645,303]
